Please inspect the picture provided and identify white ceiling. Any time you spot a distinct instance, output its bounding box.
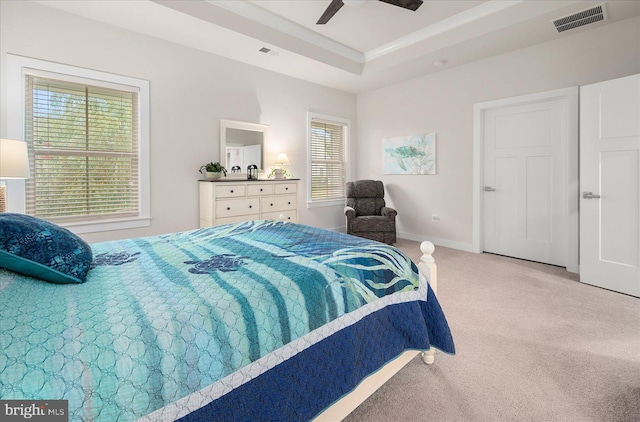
[35,0,640,93]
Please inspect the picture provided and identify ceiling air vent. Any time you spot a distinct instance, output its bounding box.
[552,3,607,33]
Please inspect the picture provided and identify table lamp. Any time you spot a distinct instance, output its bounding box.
[0,138,31,212]
[275,153,290,179]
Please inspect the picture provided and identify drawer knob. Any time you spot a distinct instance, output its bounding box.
[270,203,273,207]
[260,188,263,192]
[249,205,252,208]
[227,207,231,211]
[287,217,291,220]
[230,190,234,193]
[288,201,291,205]
[285,187,289,190]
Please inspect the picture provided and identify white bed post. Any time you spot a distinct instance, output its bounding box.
[418,241,437,294]
[418,241,437,365]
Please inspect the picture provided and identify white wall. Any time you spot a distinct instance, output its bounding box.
[0,0,357,243]
[357,16,640,250]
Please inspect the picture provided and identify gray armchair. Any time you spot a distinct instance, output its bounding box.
[344,180,397,244]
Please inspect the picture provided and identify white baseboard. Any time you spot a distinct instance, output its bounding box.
[397,231,475,253]
[325,226,475,254]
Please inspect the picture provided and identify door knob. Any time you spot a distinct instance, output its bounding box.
[583,191,601,199]
[484,186,496,192]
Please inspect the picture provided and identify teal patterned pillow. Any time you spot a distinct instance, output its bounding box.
[0,213,93,283]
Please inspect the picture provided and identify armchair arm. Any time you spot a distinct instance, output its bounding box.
[381,207,397,218]
[344,206,356,219]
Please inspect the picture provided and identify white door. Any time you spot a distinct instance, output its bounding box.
[580,74,640,297]
[483,96,569,266]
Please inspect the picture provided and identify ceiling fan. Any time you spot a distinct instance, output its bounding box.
[317,0,424,25]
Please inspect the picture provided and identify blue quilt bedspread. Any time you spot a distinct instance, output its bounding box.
[0,220,454,421]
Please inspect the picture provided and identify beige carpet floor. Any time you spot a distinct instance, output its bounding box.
[344,240,640,422]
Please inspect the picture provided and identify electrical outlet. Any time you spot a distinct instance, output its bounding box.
[431,215,440,222]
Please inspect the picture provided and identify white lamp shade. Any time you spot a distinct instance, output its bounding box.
[0,139,30,179]
[275,153,290,166]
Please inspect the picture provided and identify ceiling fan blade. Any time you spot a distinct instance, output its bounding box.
[317,0,344,24]
[378,0,423,12]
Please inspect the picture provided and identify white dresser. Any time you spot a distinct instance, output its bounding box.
[199,179,299,228]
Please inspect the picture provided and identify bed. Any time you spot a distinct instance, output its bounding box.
[0,216,454,421]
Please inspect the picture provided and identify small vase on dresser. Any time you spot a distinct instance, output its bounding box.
[199,179,299,228]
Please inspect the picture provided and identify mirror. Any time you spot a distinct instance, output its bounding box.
[220,119,268,178]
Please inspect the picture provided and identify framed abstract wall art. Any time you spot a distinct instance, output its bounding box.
[382,132,436,175]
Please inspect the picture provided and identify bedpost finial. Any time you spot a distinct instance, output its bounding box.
[420,241,435,261]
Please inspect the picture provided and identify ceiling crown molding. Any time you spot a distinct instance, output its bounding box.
[365,0,525,61]
[208,0,365,63]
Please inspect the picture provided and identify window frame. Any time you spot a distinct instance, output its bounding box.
[306,112,350,208]
[7,54,150,234]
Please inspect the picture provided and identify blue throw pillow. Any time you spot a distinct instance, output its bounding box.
[0,213,93,283]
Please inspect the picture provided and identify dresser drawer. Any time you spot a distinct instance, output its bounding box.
[261,195,297,213]
[274,183,296,195]
[215,184,246,198]
[247,184,273,196]
[262,209,297,223]
[216,198,259,218]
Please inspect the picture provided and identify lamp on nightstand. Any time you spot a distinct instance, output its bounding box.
[0,139,30,212]
[274,153,290,179]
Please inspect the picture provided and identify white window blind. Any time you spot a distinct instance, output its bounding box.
[309,117,348,201]
[24,74,140,222]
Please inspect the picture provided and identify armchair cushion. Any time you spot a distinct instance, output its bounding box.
[346,180,386,216]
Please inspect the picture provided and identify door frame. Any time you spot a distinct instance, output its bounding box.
[472,87,579,273]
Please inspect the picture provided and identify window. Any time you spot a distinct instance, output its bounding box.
[7,55,149,233]
[25,75,139,221]
[307,112,349,207]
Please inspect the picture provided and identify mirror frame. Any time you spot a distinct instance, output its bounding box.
[220,119,269,179]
